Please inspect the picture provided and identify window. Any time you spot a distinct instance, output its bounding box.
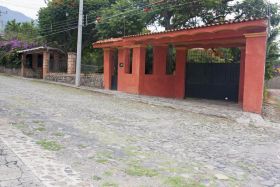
[145,45,153,74]
[166,44,176,75]
[49,54,54,72]
[37,54,43,68]
[26,54,32,69]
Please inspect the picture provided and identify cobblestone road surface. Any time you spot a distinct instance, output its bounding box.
[0,139,43,187]
[0,74,280,187]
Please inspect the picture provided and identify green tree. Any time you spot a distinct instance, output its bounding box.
[4,19,21,39]
[38,0,114,52]
[4,20,40,44]
[96,0,147,39]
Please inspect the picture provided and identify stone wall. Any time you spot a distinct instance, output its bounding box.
[45,73,104,89]
[266,76,280,89]
[0,66,21,76]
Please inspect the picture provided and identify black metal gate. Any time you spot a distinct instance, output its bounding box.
[185,63,240,102]
[111,75,118,90]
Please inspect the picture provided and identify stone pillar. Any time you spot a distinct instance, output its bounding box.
[103,48,114,89]
[21,54,26,77]
[174,47,187,99]
[242,32,267,114]
[238,47,246,105]
[43,51,50,79]
[153,45,167,75]
[133,45,146,94]
[54,52,60,72]
[67,52,76,74]
[32,54,38,70]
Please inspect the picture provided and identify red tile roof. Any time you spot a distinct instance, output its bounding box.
[94,17,267,45]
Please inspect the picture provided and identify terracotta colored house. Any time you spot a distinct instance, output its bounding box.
[93,18,268,114]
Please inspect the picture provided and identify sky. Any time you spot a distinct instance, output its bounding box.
[0,0,279,19]
[0,0,47,19]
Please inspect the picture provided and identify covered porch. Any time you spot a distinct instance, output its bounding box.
[93,18,268,114]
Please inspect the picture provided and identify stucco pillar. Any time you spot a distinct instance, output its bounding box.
[238,47,246,105]
[103,48,115,89]
[153,45,167,75]
[242,32,267,114]
[119,48,130,75]
[67,52,76,74]
[21,54,26,77]
[43,51,50,79]
[133,45,146,94]
[174,47,187,99]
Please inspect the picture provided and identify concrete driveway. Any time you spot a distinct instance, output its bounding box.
[0,74,280,187]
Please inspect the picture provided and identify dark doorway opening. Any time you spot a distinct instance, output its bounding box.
[111,49,118,90]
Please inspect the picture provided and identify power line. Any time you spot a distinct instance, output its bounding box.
[5,0,173,35]
[13,0,203,40]
[4,0,270,42]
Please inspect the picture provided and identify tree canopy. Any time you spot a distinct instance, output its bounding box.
[2,0,280,79]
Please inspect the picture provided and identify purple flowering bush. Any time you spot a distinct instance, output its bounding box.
[0,39,37,68]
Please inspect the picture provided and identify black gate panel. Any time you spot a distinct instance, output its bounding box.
[111,75,118,90]
[185,63,240,102]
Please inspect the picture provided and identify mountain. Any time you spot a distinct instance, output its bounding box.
[0,6,32,30]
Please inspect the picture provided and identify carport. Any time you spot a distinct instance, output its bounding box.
[93,18,268,114]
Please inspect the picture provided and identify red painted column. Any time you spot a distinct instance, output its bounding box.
[238,47,246,105]
[133,45,146,94]
[122,48,131,74]
[153,45,167,75]
[243,32,267,114]
[103,48,114,90]
[118,48,130,75]
[174,47,187,99]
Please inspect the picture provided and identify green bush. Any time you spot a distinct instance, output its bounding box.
[0,50,21,68]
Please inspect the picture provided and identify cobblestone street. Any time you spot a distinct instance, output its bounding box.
[0,74,280,187]
[0,139,42,187]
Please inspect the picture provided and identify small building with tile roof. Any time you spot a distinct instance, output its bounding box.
[18,46,76,79]
[93,18,269,114]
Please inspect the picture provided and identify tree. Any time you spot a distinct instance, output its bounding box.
[38,0,114,52]
[96,0,147,39]
[4,19,21,39]
[4,20,40,44]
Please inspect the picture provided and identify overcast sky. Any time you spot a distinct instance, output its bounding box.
[0,0,279,19]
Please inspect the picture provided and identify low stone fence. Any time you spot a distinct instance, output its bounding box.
[45,73,104,89]
[0,66,21,76]
[266,76,280,89]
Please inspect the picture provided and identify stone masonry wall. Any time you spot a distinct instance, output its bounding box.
[0,66,21,76]
[45,73,104,89]
[266,76,280,89]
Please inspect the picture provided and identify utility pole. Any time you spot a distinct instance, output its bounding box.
[75,0,84,87]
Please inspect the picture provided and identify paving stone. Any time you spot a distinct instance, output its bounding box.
[0,75,280,187]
